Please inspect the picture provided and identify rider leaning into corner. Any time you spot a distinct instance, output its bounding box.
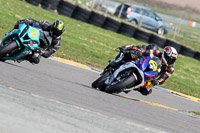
[12,18,65,64]
[108,43,178,96]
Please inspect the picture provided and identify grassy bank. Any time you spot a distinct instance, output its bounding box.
[0,0,200,98]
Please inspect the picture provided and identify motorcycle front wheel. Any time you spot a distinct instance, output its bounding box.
[105,75,136,94]
[0,41,18,58]
[91,72,109,89]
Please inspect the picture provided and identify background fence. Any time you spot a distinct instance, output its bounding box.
[25,0,200,61]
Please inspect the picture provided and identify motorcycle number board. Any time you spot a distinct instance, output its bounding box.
[149,60,158,71]
[29,30,37,38]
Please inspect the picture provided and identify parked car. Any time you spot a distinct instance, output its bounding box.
[114,3,168,35]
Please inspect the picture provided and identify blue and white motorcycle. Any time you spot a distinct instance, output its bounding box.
[0,24,41,62]
[92,48,162,94]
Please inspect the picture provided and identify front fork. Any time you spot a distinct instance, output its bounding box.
[14,47,32,61]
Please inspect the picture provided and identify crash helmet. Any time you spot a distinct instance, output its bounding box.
[146,43,159,51]
[162,46,178,66]
[50,20,65,38]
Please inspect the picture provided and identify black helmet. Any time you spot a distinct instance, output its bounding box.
[50,20,65,38]
[146,43,159,51]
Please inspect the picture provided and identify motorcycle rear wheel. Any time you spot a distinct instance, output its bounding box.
[105,75,136,94]
[0,41,18,58]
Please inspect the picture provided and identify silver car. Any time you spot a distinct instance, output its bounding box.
[115,4,168,35]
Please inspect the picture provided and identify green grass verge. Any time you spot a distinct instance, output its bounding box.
[189,111,200,116]
[0,0,200,98]
[165,22,200,52]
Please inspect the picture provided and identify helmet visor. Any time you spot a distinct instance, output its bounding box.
[164,52,176,65]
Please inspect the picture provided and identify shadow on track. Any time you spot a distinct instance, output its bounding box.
[0,61,31,70]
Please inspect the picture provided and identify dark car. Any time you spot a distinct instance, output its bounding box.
[114,3,168,35]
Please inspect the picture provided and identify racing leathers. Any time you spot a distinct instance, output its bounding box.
[13,18,61,64]
[109,44,175,95]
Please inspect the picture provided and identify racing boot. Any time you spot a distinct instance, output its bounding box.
[24,53,41,64]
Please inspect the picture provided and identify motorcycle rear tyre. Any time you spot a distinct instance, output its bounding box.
[0,41,18,58]
[105,75,136,94]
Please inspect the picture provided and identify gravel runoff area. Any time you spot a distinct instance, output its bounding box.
[0,85,165,133]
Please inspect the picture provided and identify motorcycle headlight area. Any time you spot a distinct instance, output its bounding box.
[23,40,38,45]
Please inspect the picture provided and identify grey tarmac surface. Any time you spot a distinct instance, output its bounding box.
[0,85,161,133]
[0,58,200,133]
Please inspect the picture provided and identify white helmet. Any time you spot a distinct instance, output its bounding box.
[162,46,178,66]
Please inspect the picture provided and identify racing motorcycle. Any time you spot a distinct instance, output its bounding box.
[0,23,41,62]
[92,48,162,94]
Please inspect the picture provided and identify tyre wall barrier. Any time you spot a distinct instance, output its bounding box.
[133,29,152,43]
[194,52,200,60]
[88,11,106,28]
[26,0,200,61]
[41,0,61,10]
[71,6,91,23]
[148,34,166,48]
[164,39,182,54]
[102,17,121,33]
[180,46,196,58]
[25,0,42,6]
[118,22,137,37]
[57,0,76,17]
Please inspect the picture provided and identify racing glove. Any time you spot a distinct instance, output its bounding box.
[119,46,133,54]
[136,49,143,58]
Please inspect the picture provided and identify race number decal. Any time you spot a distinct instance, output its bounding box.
[149,60,158,71]
[29,30,37,38]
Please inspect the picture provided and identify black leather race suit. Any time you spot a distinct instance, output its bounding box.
[14,18,61,64]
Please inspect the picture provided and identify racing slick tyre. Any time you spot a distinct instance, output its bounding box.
[91,73,109,88]
[97,77,108,92]
[105,75,136,94]
[92,72,109,89]
[0,41,18,58]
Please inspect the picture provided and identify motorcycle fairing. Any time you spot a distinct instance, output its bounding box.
[18,24,40,50]
[1,29,20,46]
[135,56,159,81]
[1,24,40,61]
[108,61,146,89]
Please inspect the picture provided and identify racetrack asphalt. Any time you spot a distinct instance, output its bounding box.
[0,57,200,133]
